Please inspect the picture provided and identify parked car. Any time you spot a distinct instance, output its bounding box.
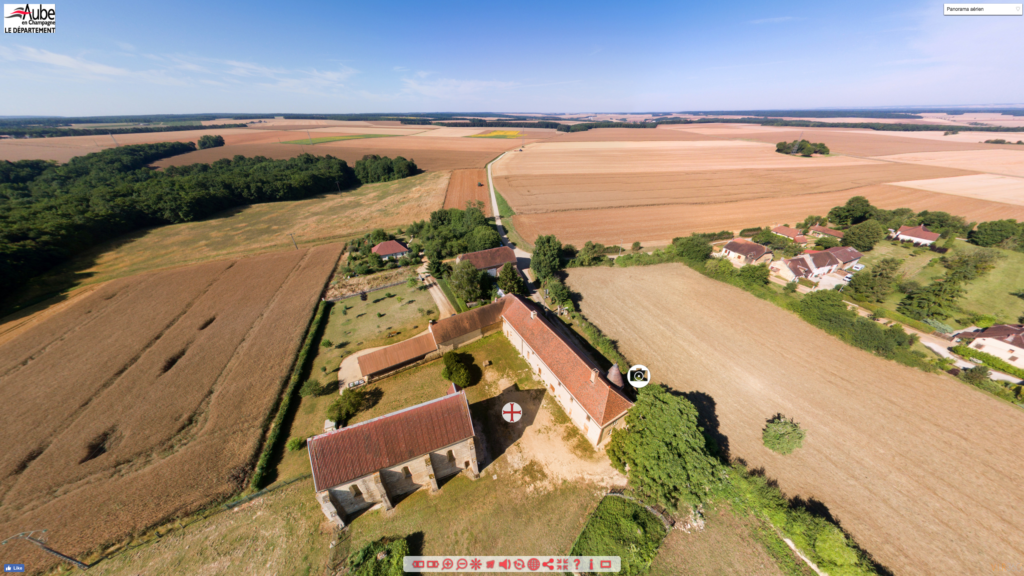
[843,273,853,282]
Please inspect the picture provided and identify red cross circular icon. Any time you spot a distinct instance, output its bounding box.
[502,402,522,423]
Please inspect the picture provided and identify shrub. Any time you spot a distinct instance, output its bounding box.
[286,437,305,452]
[951,345,1024,380]
[631,241,642,252]
[347,536,410,576]
[327,388,365,426]
[299,378,322,397]
[441,351,471,388]
[321,339,333,348]
[569,497,667,576]
[762,415,806,455]
[784,281,798,293]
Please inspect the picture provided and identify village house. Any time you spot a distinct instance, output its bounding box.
[346,295,632,447]
[892,225,941,246]
[371,239,409,260]
[719,239,773,267]
[824,246,863,270]
[455,246,518,276]
[772,226,809,245]
[954,325,1024,370]
[308,385,478,528]
[809,225,845,240]
[770,251,841,282]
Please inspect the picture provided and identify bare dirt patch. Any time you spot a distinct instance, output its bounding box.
[873,148,1024,177]
[0,245,341,571]
[443,168,491,214]
[565,264,1024,576]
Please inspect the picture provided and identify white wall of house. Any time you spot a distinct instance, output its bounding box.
[970,338,1024,369]
[503,318,609,446]
[895,234,935,246]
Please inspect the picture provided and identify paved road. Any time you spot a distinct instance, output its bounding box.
[486,152,532,266]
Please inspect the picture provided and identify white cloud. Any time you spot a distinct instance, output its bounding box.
[0,46,128,76]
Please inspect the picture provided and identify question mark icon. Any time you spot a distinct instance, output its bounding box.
[574,558,580,570]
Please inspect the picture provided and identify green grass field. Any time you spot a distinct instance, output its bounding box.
[494,188,534,251]
[282,134,397,144]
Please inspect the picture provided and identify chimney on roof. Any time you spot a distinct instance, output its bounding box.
[591,368,598,383]
[530,310,537,320]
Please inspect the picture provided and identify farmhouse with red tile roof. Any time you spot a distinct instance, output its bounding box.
[371,239,409,260]
[893,225,941,246]
[809,225,845,239]
[772,226,808,245]
[720,239,773,267]
[456,246,517,276]
[956,324,1024,370]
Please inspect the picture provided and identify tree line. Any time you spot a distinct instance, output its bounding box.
[0,145,417,302]
[0,123,247,138]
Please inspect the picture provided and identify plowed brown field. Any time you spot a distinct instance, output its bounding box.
[444,169,491,214]
[512,184,1024,246]
[0,244,341,571]
[566,264,1024,576]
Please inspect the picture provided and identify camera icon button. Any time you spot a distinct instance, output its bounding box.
[626,365,651,388]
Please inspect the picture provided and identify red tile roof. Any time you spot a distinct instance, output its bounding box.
[825,246,863,264]
[965,324,1024,348]
[457,246,517,271]
[430,299,507,344]
[772,226,808,244]
[371,240,409,256]
[500,296,632,426]
[723,239,770,261]
[357,331,437,377]
[810,225,844,238]
[896,225,941,242]
[308,391,474,491]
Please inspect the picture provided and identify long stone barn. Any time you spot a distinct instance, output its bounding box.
[354,294,633,447]
[308,384,479,528]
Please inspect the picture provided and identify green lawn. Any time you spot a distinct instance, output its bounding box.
[494,189,534,251]
[271,282,438,483]
[855,239,1024,326]
[436,275,468,312]
[282,134,397,144]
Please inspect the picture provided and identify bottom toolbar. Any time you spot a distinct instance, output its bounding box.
[403,556,621,572]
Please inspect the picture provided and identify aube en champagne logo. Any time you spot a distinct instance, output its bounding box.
[4,3,56,33]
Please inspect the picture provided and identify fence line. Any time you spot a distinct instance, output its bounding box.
[327,279,409,302]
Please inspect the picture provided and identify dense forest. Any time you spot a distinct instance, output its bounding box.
[686,110,924,119]
[0,123,248,138]
[353,154,419,183]
[775,139,830,156]
[0,145,415,302]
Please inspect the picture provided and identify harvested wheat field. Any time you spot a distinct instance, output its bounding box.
[495,164,971,214]
[723,126,1024,156]
[493,140,878,177]
[444,169,491,214]
[566,264,1024,576]
[512,184,1024,246]
[551,127,719,141]
[0,244,341,571]
[892,174,1024,206]
[0,128,257,163]
[874,148,1024,177]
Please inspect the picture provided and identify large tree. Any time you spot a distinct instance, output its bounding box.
[531,235,562,281]
[969,219,1019,247]
[849,257,902,302]
[828,195,875,226]
[497,262,525,295]
[449,260,481,301]
[671,235,712,264]
[842,219,885,251]
[607,385,722,511]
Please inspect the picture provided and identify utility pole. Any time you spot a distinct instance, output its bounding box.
[2,530,90,571]
[109,133,119,147]
[288,233,298,250]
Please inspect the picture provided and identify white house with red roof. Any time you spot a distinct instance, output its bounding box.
[893,225,940,246]
[955,324,1024,370]
[371,239,409,260]
[770,251,841,282]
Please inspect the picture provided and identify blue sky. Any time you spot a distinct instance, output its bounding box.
[1,0,1022,115]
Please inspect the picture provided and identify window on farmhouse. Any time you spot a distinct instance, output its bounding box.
[402,466,411,479]
[446,450,455,463]
[351,484,362,497]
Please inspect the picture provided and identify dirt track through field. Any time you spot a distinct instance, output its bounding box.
[0,245,341,571]
[566,264,1024,576]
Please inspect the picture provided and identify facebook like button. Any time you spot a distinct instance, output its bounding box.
[4,565,26,573]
